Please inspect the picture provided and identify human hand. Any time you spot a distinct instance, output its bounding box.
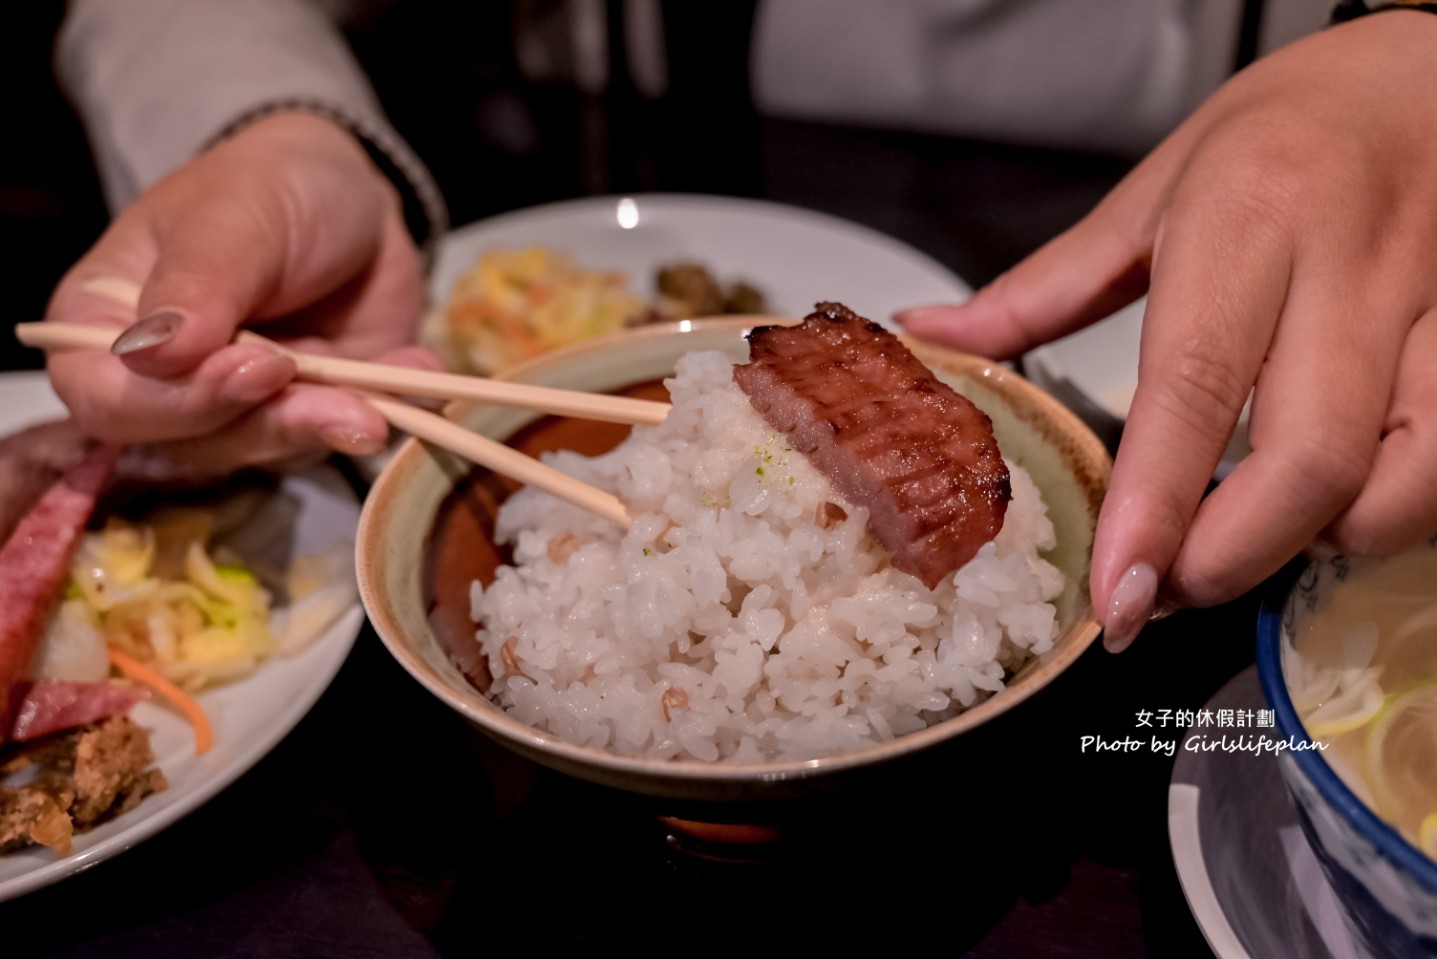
[45,112,439,471]
[898,12,1437,649]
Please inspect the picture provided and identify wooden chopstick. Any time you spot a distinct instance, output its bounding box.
[17,287,634,528]
[360,391,630,527]
[16,321,669,427]
[289,348,669,426]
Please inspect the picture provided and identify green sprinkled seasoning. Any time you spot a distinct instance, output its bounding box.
[750,437,793,485]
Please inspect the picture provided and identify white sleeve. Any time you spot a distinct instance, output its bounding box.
[752,0,1240,156]
[57,0,446,249]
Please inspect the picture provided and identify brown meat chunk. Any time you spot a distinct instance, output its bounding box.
[656,263,767,319]
[0,716,167,857]
[723,281,766,315]
[733,302,1010,588]
[0,416,270,528]
[657,263,726,318]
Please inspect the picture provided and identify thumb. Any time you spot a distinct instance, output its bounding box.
[112,194,290,378]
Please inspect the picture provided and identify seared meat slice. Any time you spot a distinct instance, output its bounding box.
[7,681,147,743]
[0,443,119,737]
[0,421,90,547]
[0,418,266,537]
[732,302,1010,588]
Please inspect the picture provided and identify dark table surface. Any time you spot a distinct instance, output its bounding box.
[0,11,1268,954]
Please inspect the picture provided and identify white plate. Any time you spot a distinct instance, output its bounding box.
[1025,298,1144,422]
[1168,666,1360,959]
[0,372,364,902]
[429,194,973,325]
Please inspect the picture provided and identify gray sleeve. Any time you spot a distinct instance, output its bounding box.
[57,0,446,248]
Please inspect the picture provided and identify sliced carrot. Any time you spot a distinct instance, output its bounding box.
[108,648,213,755]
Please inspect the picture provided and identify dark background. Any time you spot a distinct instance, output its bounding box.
[1,5,107,369]
[0,2,1135,366]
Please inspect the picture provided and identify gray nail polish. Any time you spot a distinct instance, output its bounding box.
[111,311,182,356]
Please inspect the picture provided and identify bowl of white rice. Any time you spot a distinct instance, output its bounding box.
[358,317,1110,804]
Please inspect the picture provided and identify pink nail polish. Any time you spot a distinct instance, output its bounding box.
[1104,562,1157,653]
[1149,600,1178,622]
[892,305,951,329]
[318,423,386,456]
[222,352,295,404]
[111,311,182,356]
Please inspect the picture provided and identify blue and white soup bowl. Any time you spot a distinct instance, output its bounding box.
[1257,554,1437,959]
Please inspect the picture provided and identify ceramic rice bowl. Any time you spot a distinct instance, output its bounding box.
[357,318,1110,805]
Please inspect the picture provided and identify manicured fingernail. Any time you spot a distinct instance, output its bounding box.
[1104,562,1157,653]
[111,311,182,356]
[1149,600,1178,622]
[221,351,296,404]
[892,305,953,328]
[318,423,386,456]
[1305,538,1339,563]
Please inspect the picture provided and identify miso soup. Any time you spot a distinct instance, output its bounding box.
[1286,548,1437,859]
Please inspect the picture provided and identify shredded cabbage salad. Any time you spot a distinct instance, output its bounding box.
[33,510,354,694]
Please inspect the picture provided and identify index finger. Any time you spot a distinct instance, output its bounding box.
[1094,180,1291,650]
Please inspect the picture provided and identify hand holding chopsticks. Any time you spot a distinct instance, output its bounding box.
[17,288,666,528]
[16,321,669,428]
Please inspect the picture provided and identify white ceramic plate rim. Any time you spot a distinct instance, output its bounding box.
[429,193,973,324]
[1169,780,1255,959]
[1168,665,1357,959]
[1025,298,1144,420]
[0,372,363,902]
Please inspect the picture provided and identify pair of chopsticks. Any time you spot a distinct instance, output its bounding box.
[16,278,673,528]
